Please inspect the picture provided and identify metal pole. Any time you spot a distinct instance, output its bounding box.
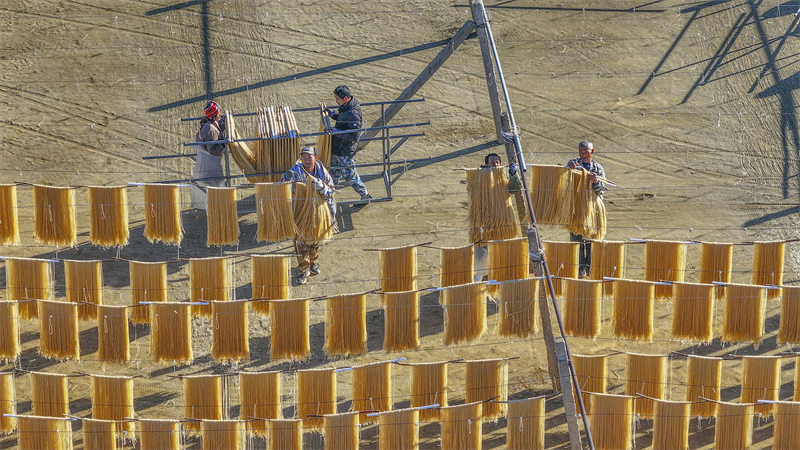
[180,98,426,121]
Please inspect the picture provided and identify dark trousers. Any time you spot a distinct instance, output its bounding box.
[569,233,591,275]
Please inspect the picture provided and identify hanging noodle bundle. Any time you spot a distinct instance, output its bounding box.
[752,241,785,298]
[18,416,73,450]
[142,183,183,245]
[652,400,690,450]
[378,408,418,450]
[91,375,134,437]
[572,354,607,414]
[129,261,167,324]
[625,353,666,418]
[560,167,606,240]
[7,257,53,319]
[773,401,800,450]
[87,186,129,248]
[383,290,420,352]
[0,372,15,434]
[780,286,800,344]
[795,357,800,401]
[410,362,448,421]
[644,240,687,298]
[149,302,193,363]
[715,401,753,450]
[64,259,103,319]
[211,300,249,362]
[440,402,483,450]
[255,182,296,242]
[440,245,474,287]
[542,241,579,297]
[316,119,332,167]
[139,419,180,450]
[353,362,392,424]
[379,245,417,293]
[30,372,69,417]
[325,293,367,356]
[323,412,359,450]
[741,356,780,415]
[270,298,310,359]
[465,359,508,420]
[37,300,79,360]
[32,184,76,246]
[528,164,572,225]
[488,238,528,286]
[506,397,545,450]
[201,420,244,449]
[225,115,259,181]
[206,186,239,246]
[612,279,656,340]
[700,242,732,298]
[251,254,290,315]
[297,368,336,430]
[269,419,302,450]
[0,184,19,245]
[440,282,487,345]
[497,278,538,337]
[722,283,766,343]
[184,375,224,433]
[251,106,302,182]
[671,282,715,342]
[685,355,721,417]
[83,418,117,450]
[589,240,625,296]
[466,167,519,243]
[189,256,230,317]
[563,278,603,338]
[240,371,281,436]
[0,301,20,361]
[97,305,129,362]
[588,393,633,450]
[294,178,334,243]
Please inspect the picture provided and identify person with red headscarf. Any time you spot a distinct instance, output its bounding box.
[191,100,227,209]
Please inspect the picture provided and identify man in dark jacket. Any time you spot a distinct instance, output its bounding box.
[329,85,372,207]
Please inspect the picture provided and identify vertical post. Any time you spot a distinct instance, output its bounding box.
[555,337,583,450]
[470,0,506,144]
[223,145,231,188]
[382,104,392,198]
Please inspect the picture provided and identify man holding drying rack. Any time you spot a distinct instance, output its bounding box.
[566,140,607,278]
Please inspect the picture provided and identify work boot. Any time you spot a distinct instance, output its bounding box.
[295,271,309,285]
[310,263,320,275]
[352,194,373,209]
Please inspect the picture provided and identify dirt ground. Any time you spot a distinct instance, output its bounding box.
[2,0,800,448]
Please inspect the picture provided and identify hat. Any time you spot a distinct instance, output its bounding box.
[300,146,317,156]
[204,100,220,119]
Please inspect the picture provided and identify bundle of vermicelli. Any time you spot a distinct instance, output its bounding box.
[588,393,633,450]
[466,167,519,243]
[251,254,290,315]
[189,256,231,317]
[251,106,301,182]
[37,300,79,360]
[0,372,15,434]
[211,300,249,362]
[440,402,482,450]
[644,240,687,298]
[201,420,244,449]
[353,362,392,424]
[652,400,690,450]
[240,371,281,435]
[30,372,69,417]
[205,186,239,246]
[671,282,715,342]
[83,418,117,450]
[64,259,103,319]
[563,278,603,338]
[91,374,134,437]
[323,412,359,450]
[612,279,655,340]
[741,355,780,415]
[722,283,766,343]
[296,368,336,430]
[7,257,53,319]
[715,401,752,450]
[560,168,606,240]
[149,302,192,363]
[700,242,732,298]
[543,241,579,297]
[410,362,448,421]
[589,240,625,296]
[269,419,302,450]
[465,359,508,420]
[440,282,487,345]
[685,355,721,417]
[752,241,785,299]
[316,119,332,167]
[87,186,129,248]
[226,114,259,180]
[270,298,310,359]
[142,183,183,245]
[32,184,76,246]
[17,416,72,450]
[506,397,545,450]
[129,261,167,324]
[625,353,666,418]
[780,286,800,344]
[572,354,607,413]
[773,401,800,450]
[255,182,296,242]
[440,245,474,287]
[138,419,180,450]
[383,290,420,352]
[324,293,367,356]
[497,278,538,337]
[796,357,800,401]
[0,184,19,245]
[379,245,417,293]
[528,164,572,225]
[0,301,20,361]
[488,238,528,287]
[97,305,129,362]
[184,375,224,433]
[293,178,334,243]
[378,408,418,450]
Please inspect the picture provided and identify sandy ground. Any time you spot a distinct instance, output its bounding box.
[2,0,800,448]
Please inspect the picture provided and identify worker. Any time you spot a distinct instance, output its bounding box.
[328,84,372,208]
[191,100,227,209]
[281,146,336,285]
[566,140,607,277]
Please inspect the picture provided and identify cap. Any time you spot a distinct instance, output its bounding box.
[300,146,317,156]
[205,100,220,119]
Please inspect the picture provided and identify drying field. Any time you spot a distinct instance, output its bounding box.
[2,0,800,448]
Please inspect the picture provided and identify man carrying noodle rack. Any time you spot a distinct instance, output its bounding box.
[281,146,336,285]
[566,140,607,278]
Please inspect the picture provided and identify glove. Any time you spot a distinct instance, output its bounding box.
[329,127,339,133]
[310,177,325,192]
[328,108,337,117]
[509,163,518,176]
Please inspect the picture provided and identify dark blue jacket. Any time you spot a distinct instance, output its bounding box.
[331,97,362,157]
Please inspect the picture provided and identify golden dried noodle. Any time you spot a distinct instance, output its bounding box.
[206,186,239,246]
[587,393,633,450]
[0,372,15,434]
[466,167,519,243]
[18,416,72,450]
[270,298,310,359]
[383,290,420,352]
[722,283,766,343]
[543,240,579,297]
[91,374,134,437]
[410,362,448,421]
[488,238,528,287]
[612,279,656,341]
[773,401,800,450]
[316,119,332,167]
[589,240,625,296]
[87,186,129,248]
[296,368,336,431]
[32,184,76,247]
[506,397,545,450]
[138,419,180,450]
[440,245,474,287]
[226,115,259,181]
[183,375,224,433]
[201,420,244,450]
[251,254,290,315]
[251,106,301,182]
[560,168,606,240]
[780,286,800,344]
[7,257,53,319]
[352,362,392,424]
[269,419,302,450]
[378,408,418,450]
[129,261,167,324]
[325,294,367,356]
[795,356,800,401]
[714,402,752,450]
[0,184,20,245]
[465,359,508,420]
[752,241,785,299]
[0,301,20,361]
[379,245,417,293]
[64,259,103,320]
[572,354,607,414]
[528,164,572,225]
[671,282,715,342]
[652,400,690,450]
[239,371,281,436]
[254,182,296,242]
[644,240,687,298]
[37,300,79,360]
[83,418,117,450]
[699,242,732,298]
[293,178,334,243]
[497,278,538,337]
[97,305,129,362]
[211,300,249,362]
[685,355,721,417]
[149,302,193,363]
[440,402,482,450]
[440,282,487,345]
[740,355,780,416]
[142,183,183,245]
[189,256,231,316]
[563,278,603,338]
[30,372,69,417]
[323,412,359,450]
[625,353,666,418]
